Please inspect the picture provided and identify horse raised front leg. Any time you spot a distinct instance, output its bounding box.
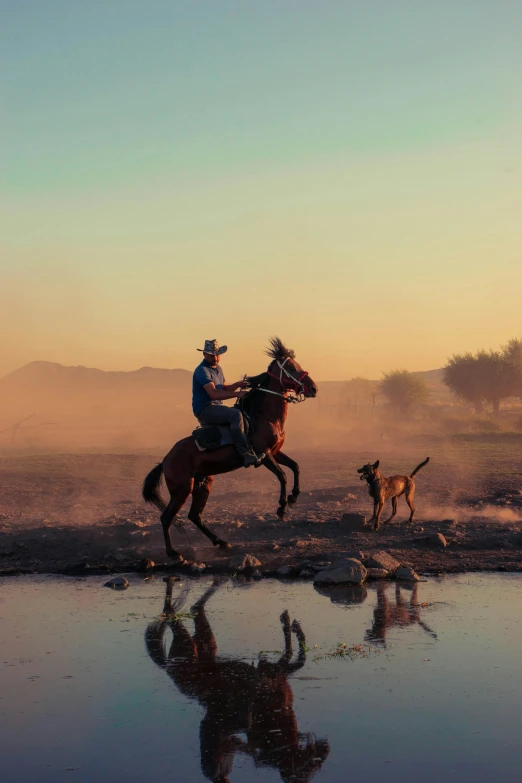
[278,610,306,673]
[274,451,300,505]
[262,454,288,519]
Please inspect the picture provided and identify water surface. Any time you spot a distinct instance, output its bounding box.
[1,573,521,782]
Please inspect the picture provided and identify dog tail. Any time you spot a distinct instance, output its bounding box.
[410,457,429,477]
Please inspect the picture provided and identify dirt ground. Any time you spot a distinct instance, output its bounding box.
[1,438,521,577]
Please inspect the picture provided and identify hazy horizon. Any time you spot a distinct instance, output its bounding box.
[2,1,521,381]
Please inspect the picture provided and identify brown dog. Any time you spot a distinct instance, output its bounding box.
[357,457,429,530]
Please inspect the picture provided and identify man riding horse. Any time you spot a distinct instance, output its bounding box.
[193,339,265,468]
[143,337,317,560]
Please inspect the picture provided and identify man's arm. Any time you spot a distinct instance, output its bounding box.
[223,379,249,392]
[203,382,246,401]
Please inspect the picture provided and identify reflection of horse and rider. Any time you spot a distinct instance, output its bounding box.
[145,578,330,783]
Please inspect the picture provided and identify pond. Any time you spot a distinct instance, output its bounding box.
[1,573,521,782]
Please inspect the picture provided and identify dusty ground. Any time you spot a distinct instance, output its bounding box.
[1,438,521,577]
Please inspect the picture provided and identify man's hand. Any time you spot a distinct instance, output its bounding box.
[237,390,248,399]
[225,379,249,391]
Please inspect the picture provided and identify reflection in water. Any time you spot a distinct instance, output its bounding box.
[313,584,368,605]
[313,581,437,647]
[145,578,330,783]
[365,582,438,647]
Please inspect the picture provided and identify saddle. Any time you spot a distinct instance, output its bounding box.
[192,424,235,451]
[192,404,251,452]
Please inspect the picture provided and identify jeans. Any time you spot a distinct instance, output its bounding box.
[197,404,250,457]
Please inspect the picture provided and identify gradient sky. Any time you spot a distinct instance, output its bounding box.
[1,0,521,381]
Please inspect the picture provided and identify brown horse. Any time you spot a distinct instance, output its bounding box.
[142,338,317,560]
[145,578,330,783]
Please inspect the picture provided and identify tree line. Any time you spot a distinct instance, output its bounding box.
[344,338,522,414]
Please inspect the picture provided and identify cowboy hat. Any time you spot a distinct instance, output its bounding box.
[197,339,228,356]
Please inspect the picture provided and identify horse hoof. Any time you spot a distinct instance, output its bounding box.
[276,507,287,519]
[287,494,298,505]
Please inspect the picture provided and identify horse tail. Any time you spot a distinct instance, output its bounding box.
[410,457,429,478]
[142,462,166,512]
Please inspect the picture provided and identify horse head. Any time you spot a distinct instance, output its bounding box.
[265,337,318,399]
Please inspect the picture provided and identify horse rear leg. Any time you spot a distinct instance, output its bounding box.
[161,479,192,561]
[188,475,231,550]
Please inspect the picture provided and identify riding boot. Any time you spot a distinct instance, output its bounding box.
[243,451,266,468]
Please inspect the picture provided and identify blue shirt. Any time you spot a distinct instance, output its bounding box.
[192,360,226,416]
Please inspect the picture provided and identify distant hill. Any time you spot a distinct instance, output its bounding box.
[0,362,194,448]
[0,361,191,392]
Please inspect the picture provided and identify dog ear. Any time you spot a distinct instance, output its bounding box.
[372,460,379,469]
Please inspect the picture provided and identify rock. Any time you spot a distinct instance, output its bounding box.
[313,559,367,585]
[339,513,367,531]
[412,533,447,549]
[295,540,309,548]
[366,568,389,579]
[138,557,155,571]
[104,576,129,590]
[310,561,331,572]
[314,584,368,605]
[272,544,281,551]
[428,533,447,548]
[365,551,401,573]
[252,570,263,579]
[395,566,419,581]
[342,549,365,562]
[299,569,314,578]
[228,553,262,571]
[190,563,206,575]
[277,565,293,577]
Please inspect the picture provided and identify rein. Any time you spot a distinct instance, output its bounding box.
[259,358,309,404]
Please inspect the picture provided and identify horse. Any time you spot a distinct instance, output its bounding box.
[142,337,318,561]
[145,578,330,783]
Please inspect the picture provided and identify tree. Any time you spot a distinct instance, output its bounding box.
[443,348,518,414]
[501,338,522,397]
[343,377,375,415]
[379,370,429,413]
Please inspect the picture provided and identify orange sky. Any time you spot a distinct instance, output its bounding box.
[2,3,521,381]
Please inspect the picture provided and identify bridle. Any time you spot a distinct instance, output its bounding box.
[262,358,310,403]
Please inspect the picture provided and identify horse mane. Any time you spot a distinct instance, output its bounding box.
[265,336,295,361]
[240,372,269,421]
